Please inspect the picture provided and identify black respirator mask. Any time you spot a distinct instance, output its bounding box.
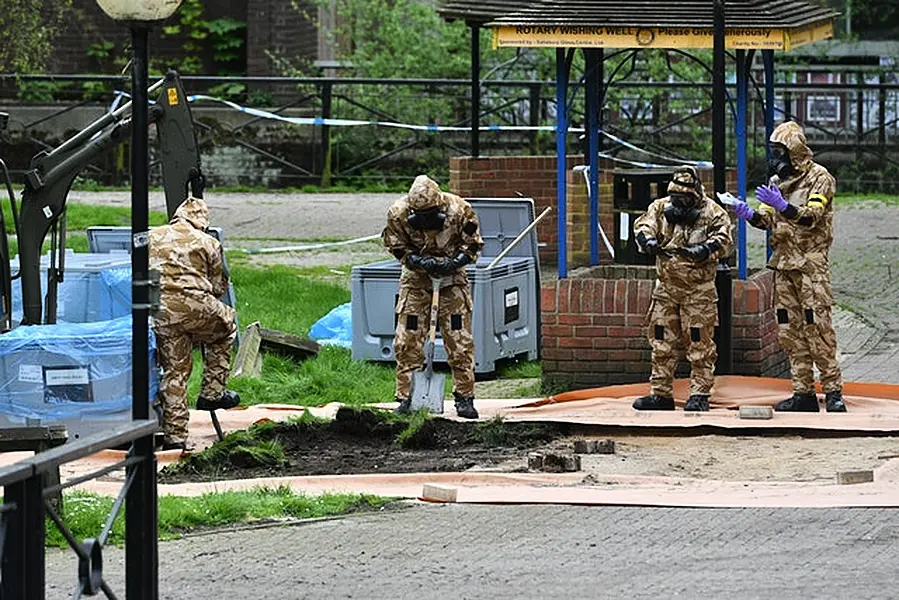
[767,142,794,179]
[664,192,701,226]
[407,207,446,231]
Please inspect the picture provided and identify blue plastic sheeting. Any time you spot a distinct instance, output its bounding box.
[0,316,158,421]
[99,267,133,320]
[10,253,132,324]
[309,303,352,348]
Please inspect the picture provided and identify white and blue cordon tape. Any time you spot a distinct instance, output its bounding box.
[110,90,710,170]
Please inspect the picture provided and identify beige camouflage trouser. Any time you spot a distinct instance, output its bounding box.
[774,269,842,394]
[394,282,475,399]
[646,288,718,398]
[154,299,237,444]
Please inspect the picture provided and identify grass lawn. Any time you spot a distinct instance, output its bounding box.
[183,260,543,407]
[185,261,398,406]
[4,201,168,256]
[47,487,390,548]
[2,198,168,234]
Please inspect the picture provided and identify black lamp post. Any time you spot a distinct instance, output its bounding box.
[712,0,733,375]
[95,2,184,597]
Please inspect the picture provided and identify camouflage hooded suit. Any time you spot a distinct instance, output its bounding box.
[634,167,733,405]
[149,197,236,445]
[747,121,842,398]
[382,176,484,404]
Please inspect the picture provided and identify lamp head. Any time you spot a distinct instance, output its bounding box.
[95,0,183,22]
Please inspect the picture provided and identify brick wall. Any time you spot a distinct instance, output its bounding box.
[450,155,622,267]
[452,156,569,266]
[246,0,318,76]
[564,168,616,268]
[450,156,737,269]
[48,0,316,77]
[731,269,791,378]
[541,267,789,391]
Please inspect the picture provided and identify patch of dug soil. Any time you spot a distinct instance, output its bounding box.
[159,407,568,484]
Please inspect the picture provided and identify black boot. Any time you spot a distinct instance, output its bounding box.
[196,390,240,411]
[394,397,412,415]
[825,390,847,413]
[684,394,710,412]
[454,394,479,419]
[632,395,675,410]
[774,392,820,412]
[161,441,189,453]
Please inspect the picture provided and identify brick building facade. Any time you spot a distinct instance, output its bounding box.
[49,0,318,77]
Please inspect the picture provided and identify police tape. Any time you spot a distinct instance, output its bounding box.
[237,234,382,255]
[184,94,712,169]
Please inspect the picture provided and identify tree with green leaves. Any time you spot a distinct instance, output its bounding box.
[0,0,71,73]
[815,0,899,39]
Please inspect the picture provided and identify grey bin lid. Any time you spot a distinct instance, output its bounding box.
[86,226,225,253]
[466,198,538,261]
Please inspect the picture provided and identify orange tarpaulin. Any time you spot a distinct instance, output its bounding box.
[495,376,899,433]
[4,376,899,508]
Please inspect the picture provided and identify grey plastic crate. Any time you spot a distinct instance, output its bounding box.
[351,198,541,374]
[86,225,239,312]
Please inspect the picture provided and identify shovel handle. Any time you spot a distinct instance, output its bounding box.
[428,277,441,347]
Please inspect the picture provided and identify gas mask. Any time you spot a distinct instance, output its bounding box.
[407,207,446,231]
[767,142,794,180]
[664,192,701,226]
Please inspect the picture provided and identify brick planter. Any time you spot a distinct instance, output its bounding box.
[449,154,775,392]
[541,266,789,391]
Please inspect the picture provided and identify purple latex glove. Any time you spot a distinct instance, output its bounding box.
[756,184,788,213]
[732,199,755,220]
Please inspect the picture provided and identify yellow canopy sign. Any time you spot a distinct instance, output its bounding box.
[492,20,834,51]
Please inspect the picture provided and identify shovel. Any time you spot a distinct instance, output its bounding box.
[409,276,445,414]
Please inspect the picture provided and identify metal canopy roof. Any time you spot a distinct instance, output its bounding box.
[480,1,837,50]
[485,0,838,29]
[438,1,534,23]
[439,0,838,28]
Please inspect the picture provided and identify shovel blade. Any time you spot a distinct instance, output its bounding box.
[409,370,445,414]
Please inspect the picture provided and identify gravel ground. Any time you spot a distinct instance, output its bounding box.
[68,190,397,241]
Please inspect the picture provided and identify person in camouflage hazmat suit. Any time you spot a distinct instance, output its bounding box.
[632,166,733,411]
[149,196,240,451]
[729,121,846,412]
[382,175,484,418]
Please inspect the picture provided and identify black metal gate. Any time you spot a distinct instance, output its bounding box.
[0,420,158,599]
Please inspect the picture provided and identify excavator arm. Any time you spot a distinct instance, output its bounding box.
[7,70,203,326]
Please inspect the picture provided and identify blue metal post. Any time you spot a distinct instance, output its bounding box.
[763,49,775,261]
[585,48,600,265]
[735,50,748,280]
[556,48,569,278]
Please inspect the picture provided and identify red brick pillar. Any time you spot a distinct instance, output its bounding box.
[541,267,788,392]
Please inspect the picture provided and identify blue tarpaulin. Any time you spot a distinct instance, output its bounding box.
[309,303,352,348]
[0,316,158,421]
